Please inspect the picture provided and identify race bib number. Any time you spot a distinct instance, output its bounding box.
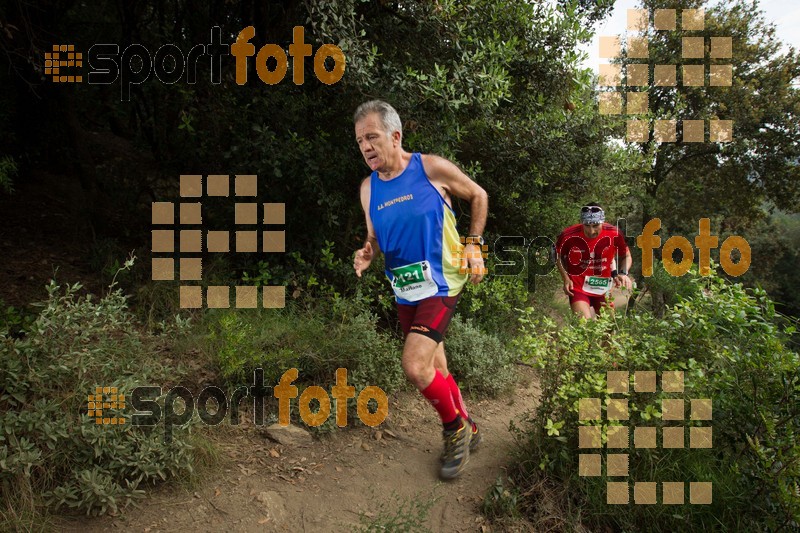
[583,276,612,295]
[390,261,438,302]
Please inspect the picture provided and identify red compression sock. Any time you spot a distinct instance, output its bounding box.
[446,373,475,430]
[421,370,459,424]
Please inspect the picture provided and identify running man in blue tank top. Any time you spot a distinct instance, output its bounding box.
[352,100,489,480]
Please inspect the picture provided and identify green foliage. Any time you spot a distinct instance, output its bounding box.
[625,0,800,226]
[0,156,16,194]
[0,300,36,338]
[444,315,518,397]
[457,272,531,340]
[481,477,522,521]
[743,210,800,318]
[0,281,199,523]
[637,259,702,315]
[505,271,799,531]
[203,297,405,397]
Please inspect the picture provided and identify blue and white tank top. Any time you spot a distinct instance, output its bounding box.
[369,153,468,305]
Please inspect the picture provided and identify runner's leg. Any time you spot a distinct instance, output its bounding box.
[403,332,458,422]
[569,293,594,319]
[435,343,474,421]
[433,325,480,450]
[400,297,472,479]
[593,295,615,316]
[433,341,449,377]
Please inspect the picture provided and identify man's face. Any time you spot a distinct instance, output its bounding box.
[355,113,397,172]
[582,223,602,239]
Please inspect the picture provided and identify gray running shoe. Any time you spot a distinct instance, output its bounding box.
[440,419,472,480]
[440,420,481,462]
[469,422,482,451]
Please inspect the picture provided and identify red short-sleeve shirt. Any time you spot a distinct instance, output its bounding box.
[555,223,629,296]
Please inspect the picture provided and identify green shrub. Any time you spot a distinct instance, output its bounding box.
[457,270,532,340]
[636,259,701,315]
[0,155,17,194]
[503,271,799,531]
[0,281,199,524]
[203,296,405,396]
[445,315,518,397]
[0,299,36,338]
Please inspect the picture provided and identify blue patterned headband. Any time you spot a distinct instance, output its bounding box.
[580,206,605,225]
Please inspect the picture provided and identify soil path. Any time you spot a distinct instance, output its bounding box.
[58,369,541,532]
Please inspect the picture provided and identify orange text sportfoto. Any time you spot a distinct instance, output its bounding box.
[637,218,750,277]
[130,368,387,443]
[231,26,345,85]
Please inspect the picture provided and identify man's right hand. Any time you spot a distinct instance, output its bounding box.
[354,241,374,278]
[562,278,574,297]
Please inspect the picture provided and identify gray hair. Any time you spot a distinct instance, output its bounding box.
[353,100,403,139]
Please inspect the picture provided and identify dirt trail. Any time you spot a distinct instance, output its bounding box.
[58,368,540,532]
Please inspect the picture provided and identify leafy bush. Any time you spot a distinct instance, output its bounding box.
[457,269,532,341]
[0,300,35,338]
[445,315,518,397]
[203,296,405,396]
[636,259,701,315]
[0,281,199,524]
[0,155,16,194]
[502,271,799,531]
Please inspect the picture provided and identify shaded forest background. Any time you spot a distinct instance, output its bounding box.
[0,0,798,317]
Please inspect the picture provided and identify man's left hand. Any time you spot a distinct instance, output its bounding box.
[614,274,632,291]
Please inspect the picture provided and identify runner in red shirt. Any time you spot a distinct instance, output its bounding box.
[555,204,633,318]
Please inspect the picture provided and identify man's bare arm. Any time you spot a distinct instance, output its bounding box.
[354,177,380,278]
[422,154,488,283]
[359,177,380,253]
[421,154,488,236]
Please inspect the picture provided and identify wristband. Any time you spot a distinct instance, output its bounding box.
[467,234,485,246]
[611,269,618,278]
[619,270,628,276]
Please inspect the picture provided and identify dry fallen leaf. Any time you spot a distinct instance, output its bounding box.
[269,448,280,458]
[258,517,270,524]
[214,487,221,498]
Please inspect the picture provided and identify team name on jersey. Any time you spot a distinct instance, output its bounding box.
[377,193,414,211]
